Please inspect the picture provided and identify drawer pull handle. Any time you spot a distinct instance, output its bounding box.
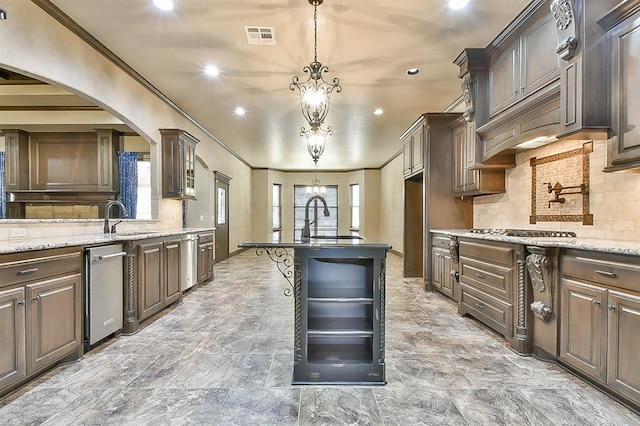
[592,299,601,306]
[17,268,39,276]
[594,270,617,279]
[475,302,487,310]
[32,295,41,302]
[475,273,485,279]
[608,305,616,311]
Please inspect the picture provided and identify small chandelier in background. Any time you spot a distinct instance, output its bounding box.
[306,162,326,195]
[301,124,332,164]
[290,0,342,128]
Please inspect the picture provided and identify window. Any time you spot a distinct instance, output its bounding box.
[350,184,360,231]
[272,184,282,242]
[136,158,152,220]
[217,187,226,225]
[294,185,338,240]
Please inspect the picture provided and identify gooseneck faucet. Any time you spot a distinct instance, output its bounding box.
[301,195,330,242]
[104,200,128,234]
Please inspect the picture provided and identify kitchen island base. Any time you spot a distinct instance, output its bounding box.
[243,242,390,385]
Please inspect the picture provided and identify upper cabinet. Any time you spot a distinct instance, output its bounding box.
[160,129,199,199]
[488,14,559,118]
[454,0,619,170]
[400,118,425,178]
[598,0,640,172]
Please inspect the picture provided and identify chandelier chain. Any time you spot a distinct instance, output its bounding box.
[313,3,318,63]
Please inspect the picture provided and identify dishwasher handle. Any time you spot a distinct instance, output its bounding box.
[94,251,127,262]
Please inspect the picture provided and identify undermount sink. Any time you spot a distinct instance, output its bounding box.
[310,235,364,240]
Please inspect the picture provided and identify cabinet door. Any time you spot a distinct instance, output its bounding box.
[560,278,607,381]
[27,274,81,373]
[0,288,26,389]
[197,243,208,284]
[164,240,182,304]
[607,290,640,402]
[137,241,164,320]
[206,243,215,280]
[431,249,443,291]
[606,14,640,170]
[184,140,196,197]
[520,15,559,99]
[453,123,466,194]
[441,249,455,300]
[489,42,520,117]
[410,128,424,172]
[402,141,412,176]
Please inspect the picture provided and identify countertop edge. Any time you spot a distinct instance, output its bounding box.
[239,242,393,250]
[431,229,640,257]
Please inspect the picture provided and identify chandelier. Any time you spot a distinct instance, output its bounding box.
[290,0,342,128]
[306,162,326,195]
[301,124,332,164]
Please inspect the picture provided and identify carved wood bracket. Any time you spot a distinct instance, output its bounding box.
[551,0,578,60]
[526,246,555,322]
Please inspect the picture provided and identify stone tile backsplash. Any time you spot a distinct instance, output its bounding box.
[474,139,640,241]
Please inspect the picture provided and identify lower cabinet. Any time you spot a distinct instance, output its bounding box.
[0,248,82,396]
[197,232,214,284]
[560,250,640,407]
[431,234,458,301]
[137,238,182,322]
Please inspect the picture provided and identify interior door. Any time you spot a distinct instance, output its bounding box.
[215,172,230,262]
[403,173,423,278]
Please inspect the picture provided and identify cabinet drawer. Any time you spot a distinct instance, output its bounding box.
[432,235,450,249]
[459,239,514,266]
[198,233,214,244]
[562,253,640,293]
[0,250,82,288]
[459,256,512,300]
[460,284,512,337]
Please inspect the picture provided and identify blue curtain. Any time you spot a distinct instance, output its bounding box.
[119,152,138,219]
[0,152,5,219]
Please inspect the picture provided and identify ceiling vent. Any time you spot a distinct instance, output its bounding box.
[244,26,275,45]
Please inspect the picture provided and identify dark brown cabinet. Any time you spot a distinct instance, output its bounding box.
[137,238,182,321]
[560,250,640,406]
[599,2,640,171]
[452,118,505,197]
[457,238,531,354]
[0,248,82,397]
[160,129,198,199]
[488,13,559,118]
[431,234,457,301]
[401,121,424,178]
[197,232,214,284]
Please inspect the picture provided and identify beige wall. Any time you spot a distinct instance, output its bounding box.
[250,169,381,242]
[474,138,640,241]
[0,0,252,246]
[380,154,404,254]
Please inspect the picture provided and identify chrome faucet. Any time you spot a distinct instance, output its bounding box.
[104,200,128,234]
[301,195,330,242]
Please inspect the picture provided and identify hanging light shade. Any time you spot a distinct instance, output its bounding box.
[301,124,332,164]
[290,0,341,127]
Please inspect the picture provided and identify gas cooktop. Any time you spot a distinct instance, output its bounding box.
[469,229,577,238]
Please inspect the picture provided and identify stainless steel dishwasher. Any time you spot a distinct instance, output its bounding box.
[84,244,126,348]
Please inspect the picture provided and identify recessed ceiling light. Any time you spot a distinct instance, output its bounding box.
[406,68,420,76]
[153,0,174,11]
[373,108,384,115]
[204,65,219,77]
[235,107,246,116]
[448,0,470,10]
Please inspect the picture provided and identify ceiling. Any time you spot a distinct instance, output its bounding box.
[4,0,531,170]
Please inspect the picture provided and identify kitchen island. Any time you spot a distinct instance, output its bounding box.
[240,239,391,385]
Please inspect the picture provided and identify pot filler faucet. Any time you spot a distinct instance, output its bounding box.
[301,195,330,242]
[104,200,128,234]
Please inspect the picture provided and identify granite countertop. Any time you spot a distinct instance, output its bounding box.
[239,239,392,250]
[0,228,215,255]
[431,229,640,257]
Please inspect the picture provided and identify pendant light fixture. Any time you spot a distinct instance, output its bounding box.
[290,0,342,128]
[301,124,332,164]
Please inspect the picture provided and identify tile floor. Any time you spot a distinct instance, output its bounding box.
[1,251,639,425]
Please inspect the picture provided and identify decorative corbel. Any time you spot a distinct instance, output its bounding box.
[551,0,578,60]
[461,74,474,122]
[526,246,555,322]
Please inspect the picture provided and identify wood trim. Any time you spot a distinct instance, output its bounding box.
[598,0,640,30]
